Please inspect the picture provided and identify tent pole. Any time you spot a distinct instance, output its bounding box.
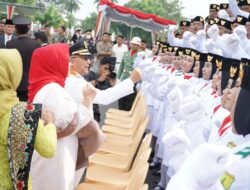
[130,26,133,40]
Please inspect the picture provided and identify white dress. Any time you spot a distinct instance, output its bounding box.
[30,83,92,190]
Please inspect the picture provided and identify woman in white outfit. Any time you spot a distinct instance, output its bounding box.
[28,44,95,190]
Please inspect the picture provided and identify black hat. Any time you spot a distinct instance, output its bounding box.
[69,40,91,56]
[180,21,191,27]
[191,16,205,25]
[13,15,30,25]
[217,19,233,30]
[100,57,116,65]
[161,43,168,53]
[220,3,229,9]
[183,48,193,57]
[161,43,176,53]
[206,53,218,79]
[218,57,240,91]
[194,51,207,62]
[196,52,206,78]
[175,47,184,56]
[76,28,82,32]
[207,19,216,25]
[238,0,250,6]
[235,15,248,25]
[229,63,240,80]
[241,58,250,66]
[221,57,241,71]
[85,29,92,33]
[5,19,14,25]
[240,64,250,89]
[210,4,220,11]
[234,64,250,136]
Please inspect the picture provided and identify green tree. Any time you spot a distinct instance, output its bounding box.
[1,0,36,5]
[125,0,182,22]
[64,13,76,29]
[61,0,81,13]
[80,0,183,45]
[109,0,183,44]
[35,5,63,28]
[81,12,97,31]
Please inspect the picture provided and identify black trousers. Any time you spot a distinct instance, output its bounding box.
[118,86,137,111]
[17,90,28,102]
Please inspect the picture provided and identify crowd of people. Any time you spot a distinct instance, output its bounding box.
[0,13,143,190]
[1,0,250,189]
[138,0,250,190]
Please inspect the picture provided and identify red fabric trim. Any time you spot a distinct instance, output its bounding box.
[218,115,231,136]
[166,65,172,71]
[213,104,221,114]
[184,75,192,80]
[95,12,102,34]
[130,50,137,57]
[171,67,176,73]
[7,5,14,19]
[100,0,176,26]
[210,90,216,95]
[200,83,208,91]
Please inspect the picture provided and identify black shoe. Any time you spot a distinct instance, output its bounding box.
[149,162,161,169]
[152,170,161,176]
[152,184,164,190]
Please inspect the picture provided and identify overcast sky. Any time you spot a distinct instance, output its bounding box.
[75,0,229,20]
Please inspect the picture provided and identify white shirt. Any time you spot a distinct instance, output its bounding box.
[138,48,153,59]
[112,43,128,63]
[4,33,12,45]
[65,74,134,107]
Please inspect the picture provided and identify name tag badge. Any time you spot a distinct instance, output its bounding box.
[220,171,235,190]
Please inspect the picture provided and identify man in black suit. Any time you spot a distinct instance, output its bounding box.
[71,28,82,44]
[6,15,40,101]
[0,19,16,48]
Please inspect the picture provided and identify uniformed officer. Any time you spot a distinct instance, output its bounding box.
[6,15,40,101]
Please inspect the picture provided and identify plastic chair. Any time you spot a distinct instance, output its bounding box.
[89,133,152,172]
[86,148,151,186]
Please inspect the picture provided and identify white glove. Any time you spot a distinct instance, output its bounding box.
[233,25,247,40]
[218,10,230,21]
[133,55,144,69]
[196,30,206,40]
[166,77,177,91]
[190,144,232,188]
[163,123,191,154]
[177,80,191,94]
[167,87,183,110]
[166,143,232,190]
[156,75,170,99]
[169,24,178,32]
[205,38,215,52]
[226,33,240,49]
[143,65,156,82]
[183,31,193,41]
[180,95,204,122]
[207,24,219,40]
